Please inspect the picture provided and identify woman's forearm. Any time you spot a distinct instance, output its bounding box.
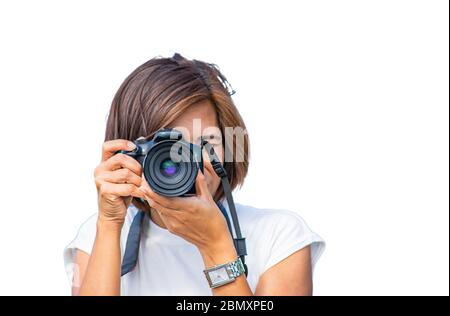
[79,219,122,296]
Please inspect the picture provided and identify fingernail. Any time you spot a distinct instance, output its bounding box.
[128,142,136,149]
[147,198,154,206]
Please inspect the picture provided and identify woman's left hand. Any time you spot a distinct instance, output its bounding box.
[139,171,236,259]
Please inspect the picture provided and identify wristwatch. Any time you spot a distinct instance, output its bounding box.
[203,257,246,288]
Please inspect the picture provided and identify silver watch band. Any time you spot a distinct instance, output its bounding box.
[203,257,246,288]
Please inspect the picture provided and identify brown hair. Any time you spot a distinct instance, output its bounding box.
[104,53,250,210]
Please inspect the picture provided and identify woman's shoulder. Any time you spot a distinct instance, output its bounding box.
[234,202,316,231]
[232,202,326,272]
[232,201,325,248]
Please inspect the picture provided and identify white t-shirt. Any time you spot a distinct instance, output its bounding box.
[63,200,325,295]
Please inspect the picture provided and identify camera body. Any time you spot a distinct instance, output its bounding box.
[116,129,203,197]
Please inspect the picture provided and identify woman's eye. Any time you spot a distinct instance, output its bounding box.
[198,135,222,145]
[209,138,222,146]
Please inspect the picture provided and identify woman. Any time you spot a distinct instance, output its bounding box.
[64,53,325,296]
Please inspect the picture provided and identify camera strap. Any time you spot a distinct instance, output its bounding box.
[201,140,248,277]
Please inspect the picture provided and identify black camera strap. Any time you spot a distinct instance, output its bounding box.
[201,140,248,277]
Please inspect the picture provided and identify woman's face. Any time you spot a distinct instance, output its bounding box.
[167,100,224,199]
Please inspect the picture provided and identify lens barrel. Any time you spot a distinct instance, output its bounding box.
[144,140,198,197]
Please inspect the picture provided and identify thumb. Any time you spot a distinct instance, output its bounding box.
[195,170,209,198]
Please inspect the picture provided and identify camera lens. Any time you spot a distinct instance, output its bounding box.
[144,140,198,197]
[160,159,179,178]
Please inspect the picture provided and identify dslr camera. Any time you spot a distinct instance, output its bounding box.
[116,129,203,197]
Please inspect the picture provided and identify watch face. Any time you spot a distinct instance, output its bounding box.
[209,267,229,284]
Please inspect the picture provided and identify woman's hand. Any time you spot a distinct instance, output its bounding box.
[140,171,237,263]
[94,139,145,227]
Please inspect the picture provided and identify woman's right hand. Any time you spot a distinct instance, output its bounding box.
[94,139,144,227]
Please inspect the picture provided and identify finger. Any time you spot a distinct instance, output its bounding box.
[147,198,177,218]
[99,182,145,199]
[194,170,210,198]
[148,200,183,235]
[103,153,142,175]
[140,178,187,210]
[97,168,142,186]
[152,208,174,231]
[101,139,136,162]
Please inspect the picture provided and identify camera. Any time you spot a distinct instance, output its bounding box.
[116,129,203,197]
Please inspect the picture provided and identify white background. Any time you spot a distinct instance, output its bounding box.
[0,1,448,296]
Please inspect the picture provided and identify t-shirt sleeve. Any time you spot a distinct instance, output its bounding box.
[63,213,98,287]
[262,210,325,274]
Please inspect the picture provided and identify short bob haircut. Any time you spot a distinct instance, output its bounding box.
[104,53,250,211]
